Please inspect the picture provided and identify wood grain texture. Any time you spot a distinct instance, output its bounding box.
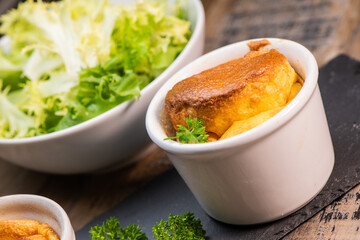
[0,0,360,238]
[203,0,360,66]
[284,184,360,239]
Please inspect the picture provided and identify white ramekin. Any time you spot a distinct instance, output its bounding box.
[146,38,334,224]
[0,194,75,239]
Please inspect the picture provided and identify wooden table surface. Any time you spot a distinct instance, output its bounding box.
[1,0,360,239]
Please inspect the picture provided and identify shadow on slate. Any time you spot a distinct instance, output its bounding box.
[76,55,360,240]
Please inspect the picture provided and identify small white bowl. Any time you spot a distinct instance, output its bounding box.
[146,38,334,224]
[0,194,75,240]
[0,0,205,174]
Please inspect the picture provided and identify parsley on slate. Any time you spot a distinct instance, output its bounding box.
[89,217,148,240]
[89,212,206,240]
[165,115,209,144]
[152,212,206,240]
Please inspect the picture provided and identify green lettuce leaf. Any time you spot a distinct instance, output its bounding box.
[0,0,190,138]
[0,45,28,91]
[0,82,36,138]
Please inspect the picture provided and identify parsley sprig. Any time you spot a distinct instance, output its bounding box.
[89,217,147,240]
[153,212,206,240]
[165,115,209,144]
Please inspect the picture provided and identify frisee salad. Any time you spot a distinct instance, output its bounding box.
[0,0,190,138]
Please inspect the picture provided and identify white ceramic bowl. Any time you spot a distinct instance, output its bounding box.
[146,38,335,225]
[0,194,75,240]
[0,0,205,174]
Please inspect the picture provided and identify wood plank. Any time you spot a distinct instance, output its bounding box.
[203,0,360,66]
[314,0,360,66]
[284,184,360,239]
[345,20,360,60]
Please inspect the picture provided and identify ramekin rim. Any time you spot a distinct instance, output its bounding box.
[0,194,74,240]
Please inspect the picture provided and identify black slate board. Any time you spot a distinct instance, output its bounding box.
[76,55,360,240]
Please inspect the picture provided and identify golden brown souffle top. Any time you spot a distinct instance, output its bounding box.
[164,40,299,140]
[0,219,60,240]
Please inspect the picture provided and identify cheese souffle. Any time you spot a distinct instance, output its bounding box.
[0,219,59,240]
[164,40,303,141]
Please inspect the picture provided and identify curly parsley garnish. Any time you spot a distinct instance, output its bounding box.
[90,217,147,240]
[152,212,206,240]
[89,212,206,240]
[165,115,209,144]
